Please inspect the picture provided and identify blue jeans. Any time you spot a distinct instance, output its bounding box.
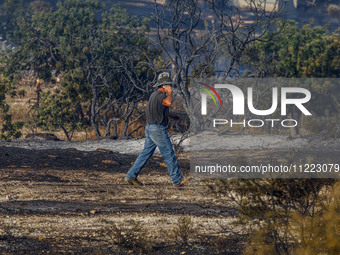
[126,124,183,185]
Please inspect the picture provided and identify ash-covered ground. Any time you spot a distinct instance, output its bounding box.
[1,133,339,154]
[0,134,339,254]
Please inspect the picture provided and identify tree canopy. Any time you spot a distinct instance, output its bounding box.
[244,21,340,78]
[1,0,159,140]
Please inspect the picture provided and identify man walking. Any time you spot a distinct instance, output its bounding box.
[125,72,185,187]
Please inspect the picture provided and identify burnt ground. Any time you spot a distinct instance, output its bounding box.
[0,146,243,254]
[0,144,339,254]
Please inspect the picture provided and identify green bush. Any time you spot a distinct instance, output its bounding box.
[0,75,23,140]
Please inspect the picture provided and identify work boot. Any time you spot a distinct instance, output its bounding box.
[125,178,144,186]
[174,177,190,187]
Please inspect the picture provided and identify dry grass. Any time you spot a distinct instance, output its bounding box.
[100,219,153,252]
[164,215,198,245]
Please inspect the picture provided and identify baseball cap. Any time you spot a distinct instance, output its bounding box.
[153,72,176,88]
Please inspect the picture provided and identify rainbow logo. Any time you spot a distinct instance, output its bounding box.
[199,82,223,106]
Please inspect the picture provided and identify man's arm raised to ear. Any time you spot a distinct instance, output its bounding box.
[162,85,172,107]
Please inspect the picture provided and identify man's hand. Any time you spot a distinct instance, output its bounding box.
[162,85,173,107]
[164,85,172,94]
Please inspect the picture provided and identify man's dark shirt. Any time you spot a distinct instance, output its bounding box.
[146,90,169,126]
